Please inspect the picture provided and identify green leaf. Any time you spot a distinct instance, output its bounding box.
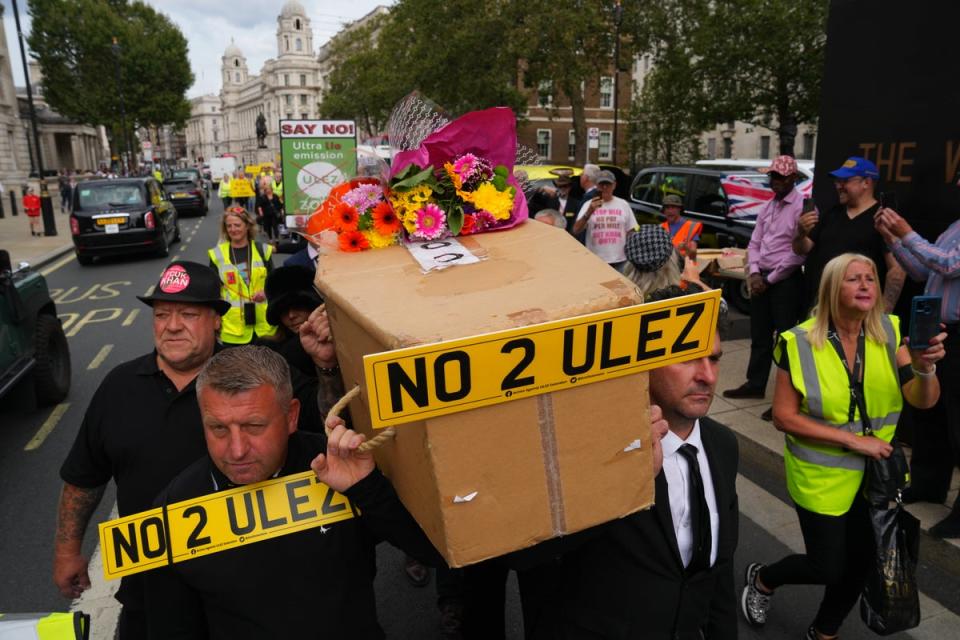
[391,165,437,190]
[447,207,464,235]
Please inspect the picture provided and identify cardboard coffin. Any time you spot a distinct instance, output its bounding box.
[316,221,655,567]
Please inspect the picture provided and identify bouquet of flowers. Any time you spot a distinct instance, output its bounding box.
[306,102,532,253]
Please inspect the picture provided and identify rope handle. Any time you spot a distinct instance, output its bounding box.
[325,385,396,452]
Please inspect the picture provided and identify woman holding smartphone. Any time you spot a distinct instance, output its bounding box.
[740,253,944,640]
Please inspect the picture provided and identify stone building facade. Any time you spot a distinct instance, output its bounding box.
[185,94,224,163]
[215,0,322,166]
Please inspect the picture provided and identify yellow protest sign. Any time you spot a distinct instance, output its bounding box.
[245,164,261,176]
[229,178,255,198]
[363,288,722,429]
[98,471,354,580]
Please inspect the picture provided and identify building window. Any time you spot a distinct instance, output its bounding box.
[295,38,302,52]
[295,18,301,30]
[300,74,306,87]
[234,59,239,67]
[284,36,289,51]
[287,112,293,120]
[599,77,613,108]
[707,138,716,159]
[801,133,815,160]
[760,135,771,159]
[284,74,289,86]
[536,129,551,160]
[301,113,308,119]
[285,95,293,106]
[537,80,552,108]
[234,72,240,83]
[568,129,576,161]
[210,106,215,112]
[723,138,733,158]
[300,94,307,105]
[599,131,612,161]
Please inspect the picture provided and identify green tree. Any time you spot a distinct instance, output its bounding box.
[508,0,623,164]
[625,0,828,157]
[27,0,193,155]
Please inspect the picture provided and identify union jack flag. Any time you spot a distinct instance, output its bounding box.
[721,177,814,221]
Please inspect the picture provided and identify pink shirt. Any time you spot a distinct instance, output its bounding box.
[747,187,805,284]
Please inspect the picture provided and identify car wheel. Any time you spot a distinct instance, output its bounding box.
[723,278,751,315]
[33,314,71,406]
[75,251,93,266]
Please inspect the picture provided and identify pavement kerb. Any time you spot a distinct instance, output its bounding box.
[26,243,74,270]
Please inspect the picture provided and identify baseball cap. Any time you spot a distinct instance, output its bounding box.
[764,155,798,176]
[596,170,616,185]
[829,156,879,180]
[137,261,230,315]
[625,225,674,272]
[661,194,683,208]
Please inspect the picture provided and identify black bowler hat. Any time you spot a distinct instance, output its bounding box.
[137,260,231,315]
[265,266,323,326]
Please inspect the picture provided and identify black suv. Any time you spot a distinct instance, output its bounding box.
[70,178,180,265]
[629,166,770,246]
[0,249,71,405]
[164,168,208,216]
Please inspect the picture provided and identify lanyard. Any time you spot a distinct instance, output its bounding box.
[226,244,256,302]
[826,323,869,429]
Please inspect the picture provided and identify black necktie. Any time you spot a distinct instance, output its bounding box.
[678,443,712,573]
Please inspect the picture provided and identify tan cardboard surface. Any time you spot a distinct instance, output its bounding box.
[316,221,653,565]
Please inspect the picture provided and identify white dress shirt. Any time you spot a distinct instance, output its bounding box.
[661,420,720,568]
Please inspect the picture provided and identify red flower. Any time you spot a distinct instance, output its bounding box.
[339,230,370,252]
[334,202,359,232]
[460,213,476,235]
[372,201,401,235]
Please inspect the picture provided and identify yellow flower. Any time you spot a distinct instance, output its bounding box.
[363,229,398,249]
[462,182,514,220]
[444,162,463,190]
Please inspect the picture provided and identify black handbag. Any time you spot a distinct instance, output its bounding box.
[859,497,921,635]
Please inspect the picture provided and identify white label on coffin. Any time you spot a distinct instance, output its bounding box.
[404,238,481,273]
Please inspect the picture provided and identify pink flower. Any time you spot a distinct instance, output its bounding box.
[413,203,447,240]
[452,153,478,178]
[472,210,497,231]
[342,183,383,213]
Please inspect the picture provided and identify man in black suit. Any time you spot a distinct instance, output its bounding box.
[522,289,739,640]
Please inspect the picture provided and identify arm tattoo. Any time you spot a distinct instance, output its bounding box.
[55,483,106,547]
[883,263,906,313]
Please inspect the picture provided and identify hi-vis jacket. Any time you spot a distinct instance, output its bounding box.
[208,241,276,344]
[661,219,703,256]
[218,178,231,199]
[0,612,88,639]
[776,315,902,516]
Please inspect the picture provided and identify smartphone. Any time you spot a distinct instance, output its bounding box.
[879,191,899,211]
[802,198,816,214]
[909,295,941,350]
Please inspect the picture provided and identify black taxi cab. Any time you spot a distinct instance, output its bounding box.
[69,178,180,265]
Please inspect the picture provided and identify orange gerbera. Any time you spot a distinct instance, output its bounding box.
[334,202,360,231]
[372,201,401,235]
[460,213,476,235]
[339,229,369,252]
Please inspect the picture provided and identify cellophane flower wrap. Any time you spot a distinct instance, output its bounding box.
[387,107,529,240]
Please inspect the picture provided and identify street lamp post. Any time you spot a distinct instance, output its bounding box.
[111,37,133,174]
[612,0,622,167]
[11,0,56,236]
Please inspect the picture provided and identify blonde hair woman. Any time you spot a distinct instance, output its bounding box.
[740,253,944,640]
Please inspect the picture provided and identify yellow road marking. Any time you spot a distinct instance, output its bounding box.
[40,254,76,276]
[122,308,140,327]
[24,402,71,451]
[87,344,114,370]
[143,284,155,297]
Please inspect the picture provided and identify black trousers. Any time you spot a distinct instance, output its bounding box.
[116,606,146,640]
[760,494,873,635]
[903,329,960,508]
[746,270,804,390]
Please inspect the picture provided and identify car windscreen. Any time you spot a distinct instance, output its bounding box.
[75,184,145,209]
[171,171,198,181]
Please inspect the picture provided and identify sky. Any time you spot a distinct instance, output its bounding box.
[1,0,391,98]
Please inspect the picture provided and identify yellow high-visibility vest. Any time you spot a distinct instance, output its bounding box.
[776,315,902,515]
[0,611,88,639]
[208,241,276,344]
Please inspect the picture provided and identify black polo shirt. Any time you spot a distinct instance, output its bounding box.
[805,202,888,307]
[60,351,210,608]
[145,431,445,639]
